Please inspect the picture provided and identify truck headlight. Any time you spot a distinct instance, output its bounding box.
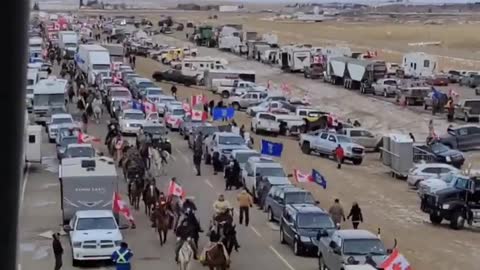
[72,241,82,248]
[300,236,311,242]
[442,204,450,209]
[445,156,451,162]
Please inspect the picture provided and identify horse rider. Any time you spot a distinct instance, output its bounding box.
[213,194,232,220]
[111,242,133,270]
[183,197,197,213]
[115,133,125,163]
[200,229,230,266]
[183,208,203,247]
[175,219,198,263]
[105,120,119,146]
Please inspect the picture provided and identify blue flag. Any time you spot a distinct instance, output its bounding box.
[132,100,145,112]
[213,107,235,121]
[261,139,283,157]
[311,169,327,189]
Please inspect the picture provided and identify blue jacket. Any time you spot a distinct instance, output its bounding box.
[111,247,133,270]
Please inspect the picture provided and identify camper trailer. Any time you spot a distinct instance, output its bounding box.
[218,36,241,51]
[204,69,256,90]
[24,115,42,166]
[181,57,227,82]
[279,46,312,72]
[403,52,437,78]
[59,157,118,224]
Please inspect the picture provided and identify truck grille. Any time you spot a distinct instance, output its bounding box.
[130,123,141,128]
[82,240,115,249]
[352,147,363,154]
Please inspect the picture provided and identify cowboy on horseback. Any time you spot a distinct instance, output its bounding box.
[213,194,232,221]
[175,219,198,263]
[200,230,230,268]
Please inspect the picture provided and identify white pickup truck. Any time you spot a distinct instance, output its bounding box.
[251,112,304,136]
[217,80,257,99]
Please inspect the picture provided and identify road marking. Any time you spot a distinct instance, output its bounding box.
[269,246,296,270]
[250,226,262,237]
[18,264,21,270]
[205,179,214,188]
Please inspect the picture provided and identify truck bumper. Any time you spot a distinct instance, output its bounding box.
[72,247,118,261]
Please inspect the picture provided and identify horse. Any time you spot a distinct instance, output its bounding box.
[142,181,159,217]
[121,147,146,181]
[149,147,171,176]
[220,223,238,255]
[152,205,171,246]
[203,243,229,270]
[178,238,194,270]
[128,178,143,210]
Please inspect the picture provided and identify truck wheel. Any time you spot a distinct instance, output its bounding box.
[302,142,311,155]
[450,210,466,230]
[72,253,79,267]
[429,213,443,225]
[352,159,363,165]
[222,91,230,99]
[293,239,301,256]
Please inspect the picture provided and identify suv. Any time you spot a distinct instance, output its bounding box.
[421,176,480,230]
[242,157,291,200]
[266,186,317,222]
[279,204,335,255]
[63,210,129,266]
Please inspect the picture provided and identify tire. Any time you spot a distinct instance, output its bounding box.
[268,207,274,221]
[450,209,466,230]
[222,91,230,99]
[352,159,362,165]
[302,142,311,155]
[233,103,240,110]
[280,228,286,244]
[293,239,301,256]
[429,213,443,225]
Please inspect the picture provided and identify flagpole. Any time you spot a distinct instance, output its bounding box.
[1,0,29,269]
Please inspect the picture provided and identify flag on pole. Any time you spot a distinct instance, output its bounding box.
[142,100,157,114]
[261,139,283,157]
[78,132,101,144]
[379,249,412,270]
[191,109,208,121]
[293,169,311,183]
[112,192,135,228]
[168,180,186,198]
[293,169,327,189]
[191,94,207,107]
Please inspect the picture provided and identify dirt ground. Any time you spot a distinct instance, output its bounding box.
[149,11,480,70]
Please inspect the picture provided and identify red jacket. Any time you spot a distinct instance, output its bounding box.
[335,147,344,159]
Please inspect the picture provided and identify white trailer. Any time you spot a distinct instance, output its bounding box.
[343,58,387,93]
[218,36,241,51]
[204,69,256,90]
[181,57,227,82]
[325,57,347,84]
[402,52,437,78]
[283,47,311,72]
[32,78,68,124]
[76,44,111,85]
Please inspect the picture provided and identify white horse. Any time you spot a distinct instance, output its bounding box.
[178,238,194,270]
[149,147,171,176]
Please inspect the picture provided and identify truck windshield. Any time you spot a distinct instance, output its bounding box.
[256,167,286,177]
[297,213,335,229]
[124,113,144,120]
[64,43,77,47]
[34,94,65,106]
[93,64,110,70]
[147,89,163,95]
[144,126,167,135]
[235,152,260,164]
[66,147,95,158]
[285,192,315,204]
[172,109,185,116]
[138,81,154,88]
[61,137,78,147]
[454,177,470,190]
[431,143,450,154]
[343,239,386,256]
[219,136,244,145]
[52,118,72,125]
[76,217,117,230]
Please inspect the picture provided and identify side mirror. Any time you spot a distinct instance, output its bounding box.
[119,224,130,230]
[333,247,341,255]
[63,225,72,232]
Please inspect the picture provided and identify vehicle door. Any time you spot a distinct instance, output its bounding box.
[327,234,344,270]
[421,167,441,179]
[465,126,480,149]
[68,214,77,239]
[243,162,255,192]
[249,93,260,107]
[456,127,471,150]
[240,93,251,108]
[272,189,285,220]
[315,133,329,153]
[265,187,277,213]
[266,114,279,131]
[325,134,338,155]
[282,208,295,244]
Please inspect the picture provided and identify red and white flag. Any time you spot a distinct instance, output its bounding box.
[78,132,101,144]
[191,94,207,107]
[112,192,135,226]
[168,180,186,198]
[182,102,192,116]
[293,169,312,183]
[379,249,412,270]
[143,100,157,114]
[191,109,208,121]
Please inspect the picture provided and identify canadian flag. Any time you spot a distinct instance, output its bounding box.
[379,249,412,270]
[143,100,157,114]
[191,109,208,121]
[112,192,135,227]
[293,169,312,183]
[168,180,186,198]
[191,94,207,107]
[183,102,192,116]
[78,132,101,144]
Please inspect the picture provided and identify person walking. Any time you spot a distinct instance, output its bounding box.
[111,242,133,270]
[171,85,177,99]
[237,188,253,226]
[52,233,63,270]
[132,55,136,69]
[335,144,344,169]
[347,202,363,229]
[81,111,89,133]
[328,199,346,228]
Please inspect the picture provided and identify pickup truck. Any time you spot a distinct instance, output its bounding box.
[317,229,392,270]
[228,91,268,110]
[299,131,365,165]
[217,80,256,99]
[251,112,304,136]
[204,132,249,165]
[439,125,480,151]
[454,98,480,122]
[417,171,477,198]
[304,63,324,79]
[341,128,382,152]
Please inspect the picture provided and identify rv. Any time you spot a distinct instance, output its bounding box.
[402,52,437,78]
[28,37,43,57]
[26,68,39,111]
[102,43,125,63]
[278,46,312,72]
[23,112,42,169]
[59,157,119,224]
[76,44,111,85]
[204,69,256,90]
[246,41,269,60]
[181,57,227,81]
[32,78,68,124]
[58,31,78,59]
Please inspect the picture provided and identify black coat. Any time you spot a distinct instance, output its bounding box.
[347,205,363,223]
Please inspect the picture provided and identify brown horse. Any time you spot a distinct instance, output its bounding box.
[143,182,159,217]
[128,179,143,210]
[203,243,229,270]
[152,205,170,246]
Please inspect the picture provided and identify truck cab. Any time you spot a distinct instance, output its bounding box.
[204,132,249,164]
[421,176,480,230]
